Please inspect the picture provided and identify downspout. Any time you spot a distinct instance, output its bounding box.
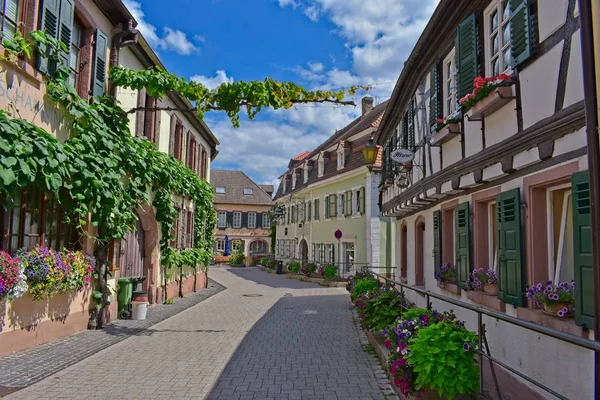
[108,19,139,97]
[577,1,600,398]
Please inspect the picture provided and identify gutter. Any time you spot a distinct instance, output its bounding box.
[577,1,600,397]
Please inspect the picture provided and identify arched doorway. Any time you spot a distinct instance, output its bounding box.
[299,239,309,262]
[400,222,408,281]
[415,217,426,287]
[249,239,268,256]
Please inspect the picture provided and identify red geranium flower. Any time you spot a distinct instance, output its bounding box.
[473,76,486,89]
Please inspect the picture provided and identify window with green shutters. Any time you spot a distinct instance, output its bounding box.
[509,0,532,66]
[571,171,595,328]
[408,98,415,150]
[327,194,336,219]
[92,29,108,97]
[345,191,352,217]
[433,210,442,272]
[456,13,478,101]
[455,202,472,289]
[496,188,524,306]
[38,0,64,74]
[429,64,440,132]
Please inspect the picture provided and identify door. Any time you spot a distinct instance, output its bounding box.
[343,243,355,275]
[121,219,145,278]
[300,240,309,262]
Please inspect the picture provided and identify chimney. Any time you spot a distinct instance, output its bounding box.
[362,96,374,116]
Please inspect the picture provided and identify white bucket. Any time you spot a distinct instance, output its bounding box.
[131,301,148,320]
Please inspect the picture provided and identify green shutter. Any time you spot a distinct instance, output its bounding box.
[457,14,478,100]
[496,188,524,306]
[408,99,415,150]
[572,171,595,328]
[325,197,329,219]
[242,212,248,228]
[57,0,74,72]
[429,63,440,131]
[257,213,263,229]
[361,187,366,215]
[433,210,442,272]
[455,202,472,289]
[92,29,108,97]
[37,0,61,74]
[226,211,233,228]
[345,191,352,216]
[509,0,532,66]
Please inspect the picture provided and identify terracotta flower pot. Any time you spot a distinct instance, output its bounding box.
[542,302,572,318]
[482,283,498,296]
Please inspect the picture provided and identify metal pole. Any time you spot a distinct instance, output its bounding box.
[578,1,600,398]
[478,312,483,394]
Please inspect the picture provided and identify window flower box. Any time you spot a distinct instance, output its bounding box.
[467,85,514,121]
[437,281,461,295]
[467,289,506,312]
[517,307,586,337]
[431,123,460,146]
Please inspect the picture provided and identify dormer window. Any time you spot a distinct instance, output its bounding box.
[292,171,297,189]
[318,157,324,177]
[337,150,345,170]
[243,188,253,195]
[283,176,287,193]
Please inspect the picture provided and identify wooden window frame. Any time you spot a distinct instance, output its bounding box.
[484,0,512,76]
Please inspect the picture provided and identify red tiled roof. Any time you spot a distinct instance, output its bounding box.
[292,151,311,161]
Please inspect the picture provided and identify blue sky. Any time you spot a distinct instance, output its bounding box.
[123,0,438,187]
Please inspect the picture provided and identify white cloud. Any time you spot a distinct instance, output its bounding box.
[304,5,320,22]
[191,70,234,90]
[124,0,200,55]
[307,61,324,73]
[277,0,299,8]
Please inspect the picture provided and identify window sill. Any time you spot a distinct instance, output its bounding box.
[466,290,506,312]
[516,307,588,337]
[437,281,461,295]
[0,45,44,85]
[467,85,515,121]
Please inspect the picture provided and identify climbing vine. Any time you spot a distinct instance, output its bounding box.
[0,31,360,307]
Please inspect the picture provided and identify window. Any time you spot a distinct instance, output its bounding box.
[337,150,345,169]
[232,239,244,252]
[216,238,225,252]
[326,244,335,263]
[338,193,345,217]
[217,211,227,228]
[248,212,256,229]
[262,213,270,227]
[0,0,19,43]
[307,201,311,221]
[243,188,253,195]
[327,195,336,219]
[318,157,324,177]
[548,186,574,283]
[314,199,320,220]
[250,240,268,255]
[319,244,325,262]
[67,19,84,89]
[486,0,512,76]
[233,212,242,228]
[443,50,458,116]
[292,171,297,189]
[0,189,79,254]
[216,187,225,194]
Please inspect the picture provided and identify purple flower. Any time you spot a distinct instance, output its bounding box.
[557,310,565,318]
[463,343,470,351]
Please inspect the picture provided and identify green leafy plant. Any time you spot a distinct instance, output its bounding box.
[288,261,301,273]
[260,256,270,266]
[407,321,479,399]
[359,289,406,331]
[164,298,174,305]
[351,279,379,301]
[268,259,278,269]
[229,251,245,266]
[301,262,317,276]
[320,264,337,279]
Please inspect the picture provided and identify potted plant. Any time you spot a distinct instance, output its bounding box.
[288,261,301,274]
[468,268,498,295]
[0,251,28,301]
[301,262,317,277]
[434,263,455,287]
[459,72,514,119]
[319,264,337,280]
[431,116,460,145]
[228,251,245,267]
[526,280,575,318]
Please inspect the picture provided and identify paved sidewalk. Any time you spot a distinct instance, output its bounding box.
[7,267,396,400]
[0,280,225,393]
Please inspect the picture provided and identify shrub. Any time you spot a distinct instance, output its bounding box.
[351,279,379,301]
[358,289,406,331]
[407,321,479,399]
[288,261,301,273]
[229,252,245,266]
[346,271,373,292]
[300,262,317,276]
[0,251,27,301]
[268,259,278,269]
[319,264,337,279]
[260,256,270,266]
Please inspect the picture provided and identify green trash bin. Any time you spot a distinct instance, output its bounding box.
[117,277,134,319]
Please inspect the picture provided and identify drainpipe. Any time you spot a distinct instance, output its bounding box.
[577,1,600,397]
[108,19,139,97]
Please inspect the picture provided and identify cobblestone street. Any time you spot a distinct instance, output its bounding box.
[6,267,396,400]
